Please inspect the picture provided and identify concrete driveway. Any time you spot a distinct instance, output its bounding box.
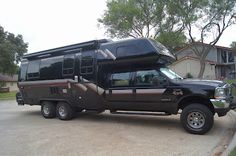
[0,100,236,156]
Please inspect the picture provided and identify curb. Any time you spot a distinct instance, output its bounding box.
[0,98,16,100]
[222,111,236,156]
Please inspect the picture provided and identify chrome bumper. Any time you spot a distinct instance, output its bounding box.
[210,99,230,109]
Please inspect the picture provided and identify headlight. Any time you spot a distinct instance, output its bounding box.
[215,87,226,99]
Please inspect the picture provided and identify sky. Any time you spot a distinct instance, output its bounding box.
[0,0,236,53]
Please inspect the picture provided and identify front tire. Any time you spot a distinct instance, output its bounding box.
[41,101,56,118]
[180,104,214,135]
[56,102,75,120]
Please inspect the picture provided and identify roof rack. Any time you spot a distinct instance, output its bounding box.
[23,39,110,60]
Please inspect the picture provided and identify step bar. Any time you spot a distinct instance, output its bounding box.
[110,110,171,116]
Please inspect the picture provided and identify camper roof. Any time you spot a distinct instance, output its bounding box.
[22,39,110,60]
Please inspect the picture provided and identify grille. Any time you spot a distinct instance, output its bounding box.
[225,86,232,96]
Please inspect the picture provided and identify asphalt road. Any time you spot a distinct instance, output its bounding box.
[0,100,236,156]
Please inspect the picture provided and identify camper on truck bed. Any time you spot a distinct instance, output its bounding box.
[16,38,235,134]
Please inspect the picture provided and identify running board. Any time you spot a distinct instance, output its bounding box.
[110,111,171,116]
[84,110,105,114]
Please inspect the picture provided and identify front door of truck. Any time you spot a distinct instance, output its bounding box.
[133,69,169,111]
[105,71,136,110]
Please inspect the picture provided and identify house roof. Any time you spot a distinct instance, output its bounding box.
[0,74,18,82]
[176,42,233,54]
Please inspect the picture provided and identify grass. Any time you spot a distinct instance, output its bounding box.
[226,80,236,100]
[226,79,236,84]
[226,80,236,155]
[0,91,17,100]
[229,147,236,156]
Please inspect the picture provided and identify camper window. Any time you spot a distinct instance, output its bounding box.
[19,62,28,81]
[80,55,94,74]
[116,45,137,57]
[27,60,40,79]
[63,54,75,75]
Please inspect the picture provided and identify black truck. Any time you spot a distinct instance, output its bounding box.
[16,38,235,134]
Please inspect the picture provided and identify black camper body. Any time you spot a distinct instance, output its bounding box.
[17,38,234,134]
[17,38,175,110]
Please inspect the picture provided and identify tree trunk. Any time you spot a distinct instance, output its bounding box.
[198,59,206,79]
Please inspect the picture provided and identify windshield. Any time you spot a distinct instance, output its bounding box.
[160,68,183,80]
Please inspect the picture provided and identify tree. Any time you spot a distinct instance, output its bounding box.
[99,0,236,78]
[0,25,28,75]
[155,31,187,51]
[170,0,236,78]
[98,0,186,50]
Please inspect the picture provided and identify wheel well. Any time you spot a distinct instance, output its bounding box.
[40,100,57,105]
[40,99,75,108]
[178,96,215,114]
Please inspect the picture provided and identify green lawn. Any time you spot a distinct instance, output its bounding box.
[229,147,236,156]
[0,91,17,100]
[226,80,236,100]
[226,79,236,84]
[226,80,236,156]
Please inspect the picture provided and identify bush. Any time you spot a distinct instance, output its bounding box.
[185,73,193,78]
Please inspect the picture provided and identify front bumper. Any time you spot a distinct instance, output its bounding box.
[210,97,235,116]
[210,99,230,109]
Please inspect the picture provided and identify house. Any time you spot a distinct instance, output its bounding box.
[170,42,235,79]
[0,74,18,92]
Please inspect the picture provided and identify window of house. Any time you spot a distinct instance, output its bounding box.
[27,60,40,79]
[111,72,131,87]
[228,52,234,62]
[221,51,227,63]
[63,54,75,75]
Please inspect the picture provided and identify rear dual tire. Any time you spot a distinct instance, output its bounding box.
[41,101,75,120]
[41,101,56,118]
[56,102,75,120]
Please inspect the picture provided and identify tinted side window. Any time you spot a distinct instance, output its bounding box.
[63,54,75,75]
[19,62,28,81]
[116,45,137,57]
[80,55,94,74]
[111,72,131,87]
[27,60,40,79]
[135,70,167,86]
[40,56,63,80]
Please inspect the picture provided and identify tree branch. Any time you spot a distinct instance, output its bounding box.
[186,23,195,43]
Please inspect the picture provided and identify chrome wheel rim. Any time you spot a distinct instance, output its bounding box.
[59,105,67,117]
[43,105,50,115]
[187,111,205,129]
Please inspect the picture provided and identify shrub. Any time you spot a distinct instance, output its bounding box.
[185,73,193,78]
